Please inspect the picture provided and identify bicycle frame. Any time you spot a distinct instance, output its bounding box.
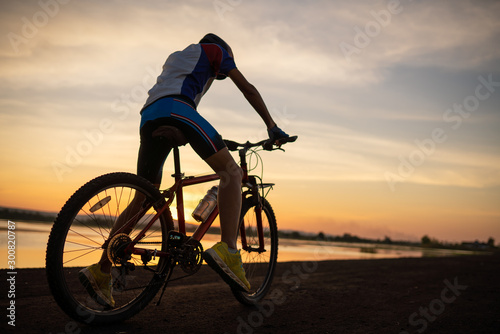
[120,145,267,261]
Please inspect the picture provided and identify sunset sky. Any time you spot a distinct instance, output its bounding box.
[1,0,499,244]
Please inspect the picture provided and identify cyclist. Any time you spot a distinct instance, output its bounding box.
[79,33,290,308]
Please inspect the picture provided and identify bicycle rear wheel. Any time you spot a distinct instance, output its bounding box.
[233,196,278,305]
[46,172,173,325]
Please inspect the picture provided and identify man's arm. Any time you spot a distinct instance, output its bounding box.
[228,68,276,130]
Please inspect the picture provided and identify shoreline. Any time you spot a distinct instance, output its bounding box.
[2,220,494,269]
[3,219,494,254]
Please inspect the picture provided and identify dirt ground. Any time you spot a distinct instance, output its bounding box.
[2,254,499,334]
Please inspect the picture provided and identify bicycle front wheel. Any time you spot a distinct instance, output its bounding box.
[233,196,278,305]
[46,172,173,325]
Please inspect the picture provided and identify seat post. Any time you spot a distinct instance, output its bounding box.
[172,146,186,234]
[172,146,183,180]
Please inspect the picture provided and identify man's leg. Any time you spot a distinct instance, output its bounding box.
[98,123,167,274]
[204,148,243,249]
[79,108,171,306]
[203,148,250,291]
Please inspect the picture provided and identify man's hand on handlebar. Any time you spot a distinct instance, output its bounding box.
[267,125,289,144]
[264,125,296,150]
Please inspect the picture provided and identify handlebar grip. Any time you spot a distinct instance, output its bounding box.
[284,135,298,143]
[263,135,298,150]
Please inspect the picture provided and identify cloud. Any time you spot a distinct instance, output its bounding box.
[333,0,500,70]
[1,1,499,186]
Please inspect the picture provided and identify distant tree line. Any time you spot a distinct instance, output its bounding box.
[278,231,414,246]
[0,207,56,222]
[421,234,497,251]
[279,230,497,251]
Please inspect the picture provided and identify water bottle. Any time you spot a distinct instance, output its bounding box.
[192,186,218,222]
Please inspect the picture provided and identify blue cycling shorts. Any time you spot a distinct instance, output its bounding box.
[138,97,226,184]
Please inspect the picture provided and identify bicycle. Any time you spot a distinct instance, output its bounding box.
[46,128,297,325]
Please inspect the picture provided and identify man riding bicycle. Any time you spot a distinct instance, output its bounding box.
[79,33,290,308]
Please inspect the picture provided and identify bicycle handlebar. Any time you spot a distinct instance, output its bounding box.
[224,135,298,152]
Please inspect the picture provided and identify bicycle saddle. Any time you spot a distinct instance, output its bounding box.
[152,126,188,147]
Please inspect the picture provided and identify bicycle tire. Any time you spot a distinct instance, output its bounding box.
[232,196,278,305]
[46,172,173,325]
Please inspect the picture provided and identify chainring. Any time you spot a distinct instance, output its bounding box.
[180,239,203,275]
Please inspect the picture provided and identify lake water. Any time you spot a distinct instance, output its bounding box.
[1,221,479,269]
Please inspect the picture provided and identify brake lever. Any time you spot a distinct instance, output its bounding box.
[263,140,273,151]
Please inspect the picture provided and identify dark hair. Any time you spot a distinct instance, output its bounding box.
[199,33,232,55]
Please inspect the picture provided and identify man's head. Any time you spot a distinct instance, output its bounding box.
[199,33,233,80]
[200,33,233,57]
